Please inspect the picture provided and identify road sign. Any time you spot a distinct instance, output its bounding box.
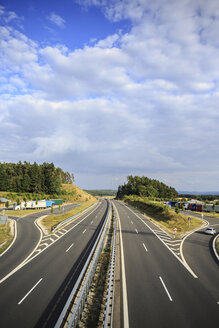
[0,215,8,225]
[173,227,177,232]
[188,217,191,221]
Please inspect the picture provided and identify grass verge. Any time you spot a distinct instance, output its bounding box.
[0,222,13,254]
[195,212,219,219]
[123,195,203,236]
[216,237,219,256]
[4,209,47,216]
[42,200,97,232]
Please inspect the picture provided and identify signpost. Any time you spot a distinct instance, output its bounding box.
[173,227,177,238]
[0,215,8,225]
[188,217,191,227]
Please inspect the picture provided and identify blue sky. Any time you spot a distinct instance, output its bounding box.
[0,0,219,191]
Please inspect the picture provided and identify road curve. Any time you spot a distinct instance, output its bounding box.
[0,200,108,328]
[0,204,82,281]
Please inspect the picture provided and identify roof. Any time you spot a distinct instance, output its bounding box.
[0,198,11,203]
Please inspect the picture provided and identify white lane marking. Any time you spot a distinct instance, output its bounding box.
[18,278,43,305]
[126,206,198,279]
[0,219,17,257]
[0,201,101,285]
[131,221,133,224]
[135,229,138,234]
[82,229,87,234]
[66,243,74,252]
[114,204,129,328]
[159,276,173,302]
[143,243,148,252]
[91,221,93,224]
[128,216,130,218]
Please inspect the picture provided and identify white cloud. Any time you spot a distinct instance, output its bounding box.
[1,1,219,190]
[47,12,66,28]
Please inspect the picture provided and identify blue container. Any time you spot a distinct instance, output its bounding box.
[46,201,52,207]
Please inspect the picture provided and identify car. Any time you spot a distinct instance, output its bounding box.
[204,227,216,235]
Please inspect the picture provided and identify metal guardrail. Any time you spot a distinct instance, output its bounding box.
[103,203,117,328]
[52,202,98,233]
[55,201,111,328]
[0,240,8,248]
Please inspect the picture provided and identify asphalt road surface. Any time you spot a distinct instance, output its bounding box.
[0,199,108,328]
[113,200,219,328]
[0,203,80,280]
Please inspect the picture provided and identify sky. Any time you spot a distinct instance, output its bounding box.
[0,0,219,191]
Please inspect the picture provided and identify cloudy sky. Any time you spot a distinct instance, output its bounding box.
[0,0,219,191]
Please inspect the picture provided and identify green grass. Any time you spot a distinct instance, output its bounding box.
[216,237,219,255]
[123,195,203,235]
[4,209,48,216]
[42,200,97,232]
[0,222,13,254]
[195,212,219,219]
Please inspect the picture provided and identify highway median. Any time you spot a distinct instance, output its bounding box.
[41,200,98,232]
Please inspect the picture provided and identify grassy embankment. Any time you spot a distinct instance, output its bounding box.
[0,222,13,254]
[216,237,219,255]
[42,184,97,232]
[0,184,97,248]
[123,195,203,236]
[195,212,219,219]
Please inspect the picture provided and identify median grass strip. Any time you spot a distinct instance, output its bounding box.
[0,222,13,254]
[42,200,97,232]
[123,195,203,235]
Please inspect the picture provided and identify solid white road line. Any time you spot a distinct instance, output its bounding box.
[126,206,198,278]
[18,278,43,305]
[143,243,148,252]
[135,229,138,234]
[82,229,86,234]
[159,276,173,302]
[66,243,74,252]
[114,205,129,328]
[0,202,101,285]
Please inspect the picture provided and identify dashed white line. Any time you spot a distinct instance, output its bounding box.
[143,243,148,252]
[66,243,74,252]
[82,229,87,234]
[91,220,93,224]
[159,276,173,302]
[135,229,138,234]
[131,221,133,224]
[18,278,43,305]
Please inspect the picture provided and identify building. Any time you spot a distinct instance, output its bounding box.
[0,198,11,207]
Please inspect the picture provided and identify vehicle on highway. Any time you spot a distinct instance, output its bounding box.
[204,227,216,235]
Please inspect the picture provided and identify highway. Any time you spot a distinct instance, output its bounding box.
[0,203,79,280]
[113,200,219,328]
[0,199,108,328]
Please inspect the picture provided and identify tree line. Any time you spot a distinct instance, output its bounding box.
[0,161,74,195]
[116,175,178,199]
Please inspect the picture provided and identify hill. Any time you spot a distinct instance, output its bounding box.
[61,184,97,202]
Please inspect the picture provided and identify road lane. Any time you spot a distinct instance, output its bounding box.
[0,200,108,328]
[114,200,219,328]
[0,203,92,280]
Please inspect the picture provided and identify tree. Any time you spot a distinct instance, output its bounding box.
[5,201,9,209]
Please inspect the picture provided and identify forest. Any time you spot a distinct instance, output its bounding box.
[0,161,74,195]
[116,175,178,199]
